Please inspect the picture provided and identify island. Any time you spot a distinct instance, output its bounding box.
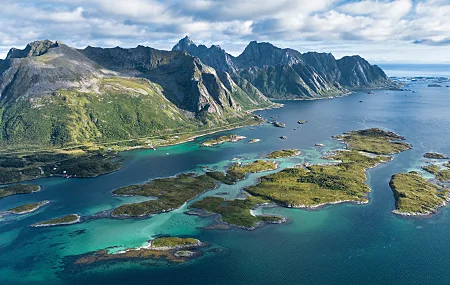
[335,128,412,155]
[6,201,50,214]
[248,138,261,144]
[389,172,449,216]
[32,214,80,227]
[112,174,217,217]
[190,196,285,230]
[267,149,301,159]
[0,184,40,198]
[423,152,449,159]
[297,120,308,124]
[70,237,206,266]
[192,128,411,229]
[422,164,450,182]
[272,121,286,128]
[202,135,246,146]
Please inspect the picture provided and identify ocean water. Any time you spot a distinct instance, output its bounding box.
[1,79,450,284]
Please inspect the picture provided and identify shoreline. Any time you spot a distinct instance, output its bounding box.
[31,214,81,227]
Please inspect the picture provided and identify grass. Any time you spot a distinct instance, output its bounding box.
[202,135,245,146]
[267,149,301,159]
[33,214,79,226]
[190,196,283,228]
[226,160,277,181]
[245,150,391,208]
[0,184,40,198]
[336,128,412,154]
[150,237,200,248]
[424,152,448,159]
[7,201,49,214]
[422,164,450,182]
[389,172,449,215]
[111,174,216,217]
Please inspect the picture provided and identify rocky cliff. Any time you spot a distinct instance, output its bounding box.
[172,37,394,99]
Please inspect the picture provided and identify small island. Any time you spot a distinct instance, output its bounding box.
[272,121,286,128]
[389,172,449,216]
[423,152,449,159]
[0,184,40,199]
[6,201,50,214]
[422,164,450,182]
[297,120,308,124]
[32,214,80,227]
[248,138,261,144]
[71,237,206,266]
[335,128,412,155]
[190,196,285,230]
[202,135,246,146]
[112,174,216,217]
[267,149,301,159]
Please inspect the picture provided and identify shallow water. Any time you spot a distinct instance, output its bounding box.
[1,79,450,285]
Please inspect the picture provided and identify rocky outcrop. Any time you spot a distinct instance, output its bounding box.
[173,38,395,99]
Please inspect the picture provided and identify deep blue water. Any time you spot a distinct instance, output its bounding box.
[1,79,450,284]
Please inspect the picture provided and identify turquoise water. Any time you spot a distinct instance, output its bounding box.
[1,79,450,284]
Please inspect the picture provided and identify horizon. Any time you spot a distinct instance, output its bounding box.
[1,0,450,64]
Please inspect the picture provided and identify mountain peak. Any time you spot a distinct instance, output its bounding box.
[173,35,196,52]
[6,40,58,59]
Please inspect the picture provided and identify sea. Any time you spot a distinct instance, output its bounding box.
[1,65,450,285]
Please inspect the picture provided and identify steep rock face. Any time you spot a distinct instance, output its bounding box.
[172,36,238,72]
[173,38,394,99]
[0,40,272,146]
[235,41,303,69]
[336,56,391,87]
[81,45,271,119]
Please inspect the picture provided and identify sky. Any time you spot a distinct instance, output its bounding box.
[1,0,450,63]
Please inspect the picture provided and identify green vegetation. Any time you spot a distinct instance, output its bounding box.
[7,201,49,214]
[190,196,283,228]
[389,172,449,215]
[0,184,40,198]
[0,151,120,184]
[150,237,200,249]
[32,214,80,227]
[205,171,235,185]
[226,160,277,181]
[424,152,449,159]
[444,162,450,168]
[336,128,411,154]
[267,149,301,159]
[422,164,450,182]
[422,164,440,175]
[112,174,216,217]
[245,150,391,208]
[202,134,246,146]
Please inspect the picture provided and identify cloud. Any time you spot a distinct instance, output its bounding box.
[0,0,449,62]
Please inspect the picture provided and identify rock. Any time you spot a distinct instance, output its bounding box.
[315,143,324,147]
[272,121,286,128]
[297,120,308,124]
[174,250,196,257]
[248,138,261,143]
[279,136,287,139]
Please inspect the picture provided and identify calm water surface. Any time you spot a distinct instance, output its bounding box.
[1,79,450,285]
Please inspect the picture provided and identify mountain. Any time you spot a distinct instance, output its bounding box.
[172,37,394,99]
[0,40,272,147]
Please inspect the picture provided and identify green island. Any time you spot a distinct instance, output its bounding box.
[111,174,217,217]
[202,134,246,146]
[71,237,206,266]
[267,149,301,159]
[245,150,391,208]
[190,196,285,229]
[191,128,412,228]
[150,237,203,250]
[206,160,278,185]
[0,151,121,185]
[335,128,412,155]
[389,172,449,216]
[6,201,50,214]
[422,164,450,182]
[32,214,80,227]
[0,184,40,198]
[424,152,449,159]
